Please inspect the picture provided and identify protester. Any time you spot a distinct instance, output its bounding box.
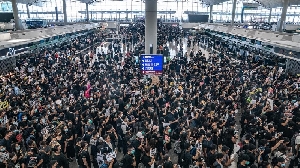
[0,19,298,168]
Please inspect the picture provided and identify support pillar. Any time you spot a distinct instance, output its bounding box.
[145,0,157,54]
[55,7,58,21]
[62,0,67,23]
[26,4,30,19]
[268,8,272,23]
[11,0,22,30]
[231,0,237,26]
[278,0,289,32]
[209,5,213,23]
[86,3,89,21]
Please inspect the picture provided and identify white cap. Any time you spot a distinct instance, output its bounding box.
[136,132,144,139]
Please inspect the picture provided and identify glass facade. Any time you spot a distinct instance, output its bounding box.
[0,0,300,23]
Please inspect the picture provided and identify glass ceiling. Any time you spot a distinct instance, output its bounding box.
[1,0,300,23]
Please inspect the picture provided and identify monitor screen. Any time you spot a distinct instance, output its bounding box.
[0,12,14,22]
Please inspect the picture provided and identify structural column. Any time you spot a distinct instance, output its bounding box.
[86,3,89,21]
[26,4,30,19]
[62,0,67,23]
[209,5,213,23]
[11,0,22,30]
[231,0,237,26]
[268,8,272,23]
[145,0,157,54]
[278,0,289,32]
[55,7,59,21]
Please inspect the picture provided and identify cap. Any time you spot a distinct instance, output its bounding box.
[136,132,144,139]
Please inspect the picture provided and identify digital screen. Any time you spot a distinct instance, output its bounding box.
[140,54,163,75]
[188,15,209,23]
[0,12,14,22]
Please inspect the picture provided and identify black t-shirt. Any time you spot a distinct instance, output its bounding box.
[52,153,69,168]
[26,154,41,168]
[141,155,151,168]
[79,150,90,168]
[2,138,12,153]
[123,154,134,168]
[132,139,142,156]
[237,164,247,168]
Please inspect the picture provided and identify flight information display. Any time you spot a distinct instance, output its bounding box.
[140,54,164,75]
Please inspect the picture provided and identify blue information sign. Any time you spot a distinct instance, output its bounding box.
[140,54,164,75]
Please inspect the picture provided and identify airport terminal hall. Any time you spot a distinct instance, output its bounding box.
[1,0,300,168]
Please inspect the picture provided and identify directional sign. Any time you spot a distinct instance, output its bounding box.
[140,54,164,75]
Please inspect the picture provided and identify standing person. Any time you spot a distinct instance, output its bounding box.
[52,145,69,168]
[180,142,192,168]
[64,125,75,162]
[24,148,44,168]
[49,160,59,168]
[132,132,145,166]
[213,153,224,168]
[122,145,136,168]
[78,141,91,168]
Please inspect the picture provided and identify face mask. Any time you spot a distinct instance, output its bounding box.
[180,98,183,100]
[0,148,5,152]
[131,150,135,155]
[178,107,181,110]
[281,164,285,167]
[16,146,20,151]
[245,161,250,165]
[64,129,68,132]
[168,129,172,133]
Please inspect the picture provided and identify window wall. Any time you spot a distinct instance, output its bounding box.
[0,0,300,23]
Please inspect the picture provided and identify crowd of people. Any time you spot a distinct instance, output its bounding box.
[0,19,299,168]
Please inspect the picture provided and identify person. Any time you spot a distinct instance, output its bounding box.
[237,154,250,168]
[78,141,91,168]
[0,18,299,168]
[141,147,155,168]
[24,148,43,168]
[49,160,59,168]
[213,153,224,168]
[122,145,136,168]
[52,145,69,168]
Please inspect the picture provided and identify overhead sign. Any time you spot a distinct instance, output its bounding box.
[140,54,163,75]
[243,3,259,10]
